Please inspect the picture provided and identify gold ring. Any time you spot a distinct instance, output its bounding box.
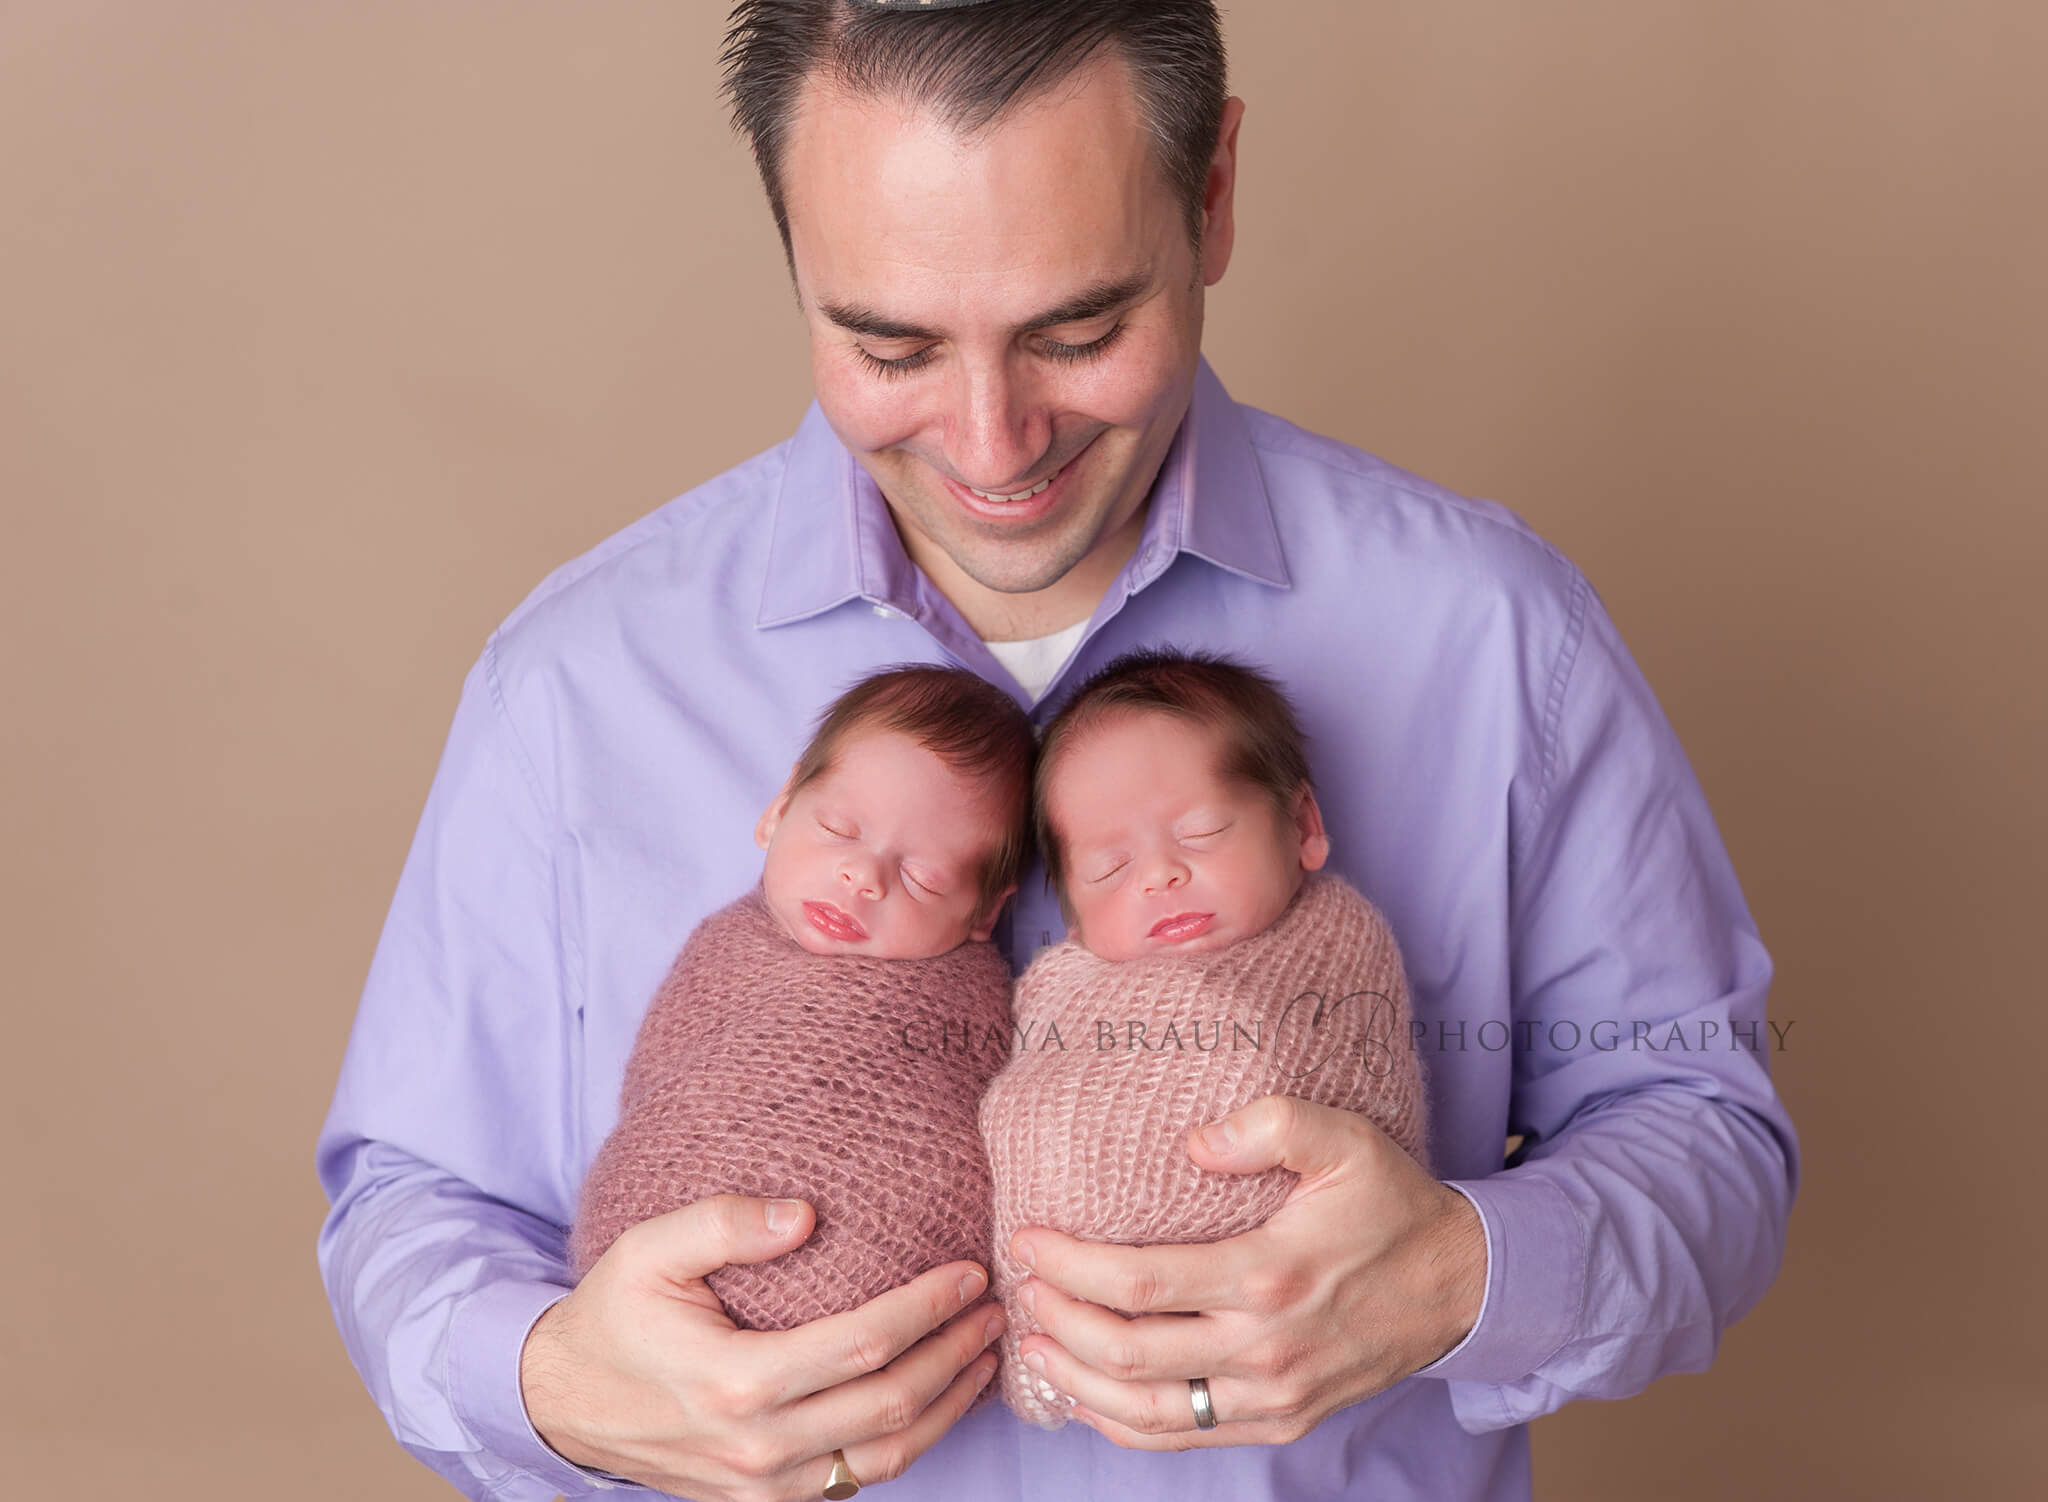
[823,1447,862,1499]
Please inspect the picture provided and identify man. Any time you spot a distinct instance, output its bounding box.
[315,2,1800,1499]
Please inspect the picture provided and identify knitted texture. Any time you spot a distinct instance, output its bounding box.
[975,869,1429,1428]
[570,878,1014,1396]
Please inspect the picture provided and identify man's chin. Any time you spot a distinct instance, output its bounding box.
[944,490,1114,588]
[954,541,1100,596]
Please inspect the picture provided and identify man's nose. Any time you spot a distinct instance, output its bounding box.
[944,359,1051,492]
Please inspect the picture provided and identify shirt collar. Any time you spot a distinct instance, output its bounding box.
[755,354,1289,630]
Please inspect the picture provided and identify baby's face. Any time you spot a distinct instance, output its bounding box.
[755,726,1016,960]
[1048,711,1329,963]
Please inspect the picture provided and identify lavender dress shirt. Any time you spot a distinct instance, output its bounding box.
[314,357,1800,1500]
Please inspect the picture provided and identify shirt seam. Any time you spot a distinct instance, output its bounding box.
[484,629,554,830]
[1528,568,1591,836]
[482,628,590,1215]
[504,443,791,640]
[1244,426,1577,579]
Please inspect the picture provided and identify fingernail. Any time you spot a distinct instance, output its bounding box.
[1200,1119,1236,1154]
[1019,1282,1038,1315]
[959,1269,985,1304]
[983,1310,1006,1344]
[766,1198,804,1233]
[974,1356,996,1389]
[1024,1350,1046,1374]
[1014,1236,1036,1270]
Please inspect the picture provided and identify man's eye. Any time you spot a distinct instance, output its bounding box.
[855,343,937,379]
[1042,322,1128,365]
[855,322,1125,378]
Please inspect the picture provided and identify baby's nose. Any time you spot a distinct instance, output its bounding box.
[1143,861,1189,894]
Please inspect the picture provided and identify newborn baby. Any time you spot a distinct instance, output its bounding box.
[569,664,1032,1355]
[977,648,1430,1428]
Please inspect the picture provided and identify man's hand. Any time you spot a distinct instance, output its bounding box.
[521,1195,1005,1500]
[1008,1096,1485,1449]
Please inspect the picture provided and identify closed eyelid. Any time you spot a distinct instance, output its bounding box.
[1042,315,1119,342]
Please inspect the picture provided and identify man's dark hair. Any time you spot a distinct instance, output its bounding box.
[721,0,1227,264]
[791,662,1037,920]
[1032,645,1316,916]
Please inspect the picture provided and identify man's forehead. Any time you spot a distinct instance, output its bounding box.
[785,45,1159,201]
[783,59,1172,325]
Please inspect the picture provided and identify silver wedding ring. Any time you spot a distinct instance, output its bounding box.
[1189,1376,1218,1429]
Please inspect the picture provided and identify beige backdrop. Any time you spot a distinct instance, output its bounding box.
[4,2,2042,1497]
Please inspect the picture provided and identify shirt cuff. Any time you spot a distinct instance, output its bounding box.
[445,1277,644,1493]
[1408,1172,1588,1384]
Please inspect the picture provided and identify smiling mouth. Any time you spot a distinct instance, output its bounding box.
[941,437,1098,519]
[1149,912,1215,941]
[965,475,1055,503]
[957,455,1069,505]
[803,901,868,941]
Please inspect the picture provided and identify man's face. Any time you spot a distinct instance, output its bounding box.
[779,53,1240,606]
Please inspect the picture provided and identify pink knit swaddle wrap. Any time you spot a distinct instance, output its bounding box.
[975,869,1429,1428]
[569,878,1013,1367]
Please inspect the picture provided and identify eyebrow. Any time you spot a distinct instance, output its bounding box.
[819,271,1154,343]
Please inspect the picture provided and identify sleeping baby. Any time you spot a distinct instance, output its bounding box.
[976,647,1430,1428]
[569,663,1032,1365]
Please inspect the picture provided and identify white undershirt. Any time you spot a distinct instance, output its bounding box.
[983,618,1090,703]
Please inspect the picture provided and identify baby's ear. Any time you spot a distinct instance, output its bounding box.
[968,880,1019,942]
[1295,784,1332,871]
[753,760,802,850]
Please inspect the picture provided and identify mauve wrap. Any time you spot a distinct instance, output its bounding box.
[570,877,1014,1395]
[975,869,1430,1428]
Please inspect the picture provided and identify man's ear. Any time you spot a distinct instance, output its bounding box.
[1199,95,1247,287]
[754,761,802,850]
[1293,783,1331,872]
[968,880,1019,943]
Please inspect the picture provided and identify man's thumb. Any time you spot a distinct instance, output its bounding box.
[629,1194,815,1283]
[1187,1095,1358,1181]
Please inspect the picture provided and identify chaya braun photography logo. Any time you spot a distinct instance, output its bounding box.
[898,986,1401,1077]
[899,993,1795,1079]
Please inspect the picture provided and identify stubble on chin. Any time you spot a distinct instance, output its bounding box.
[886,477,1103,596]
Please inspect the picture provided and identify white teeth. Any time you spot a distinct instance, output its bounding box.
[968,476,1053,503]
